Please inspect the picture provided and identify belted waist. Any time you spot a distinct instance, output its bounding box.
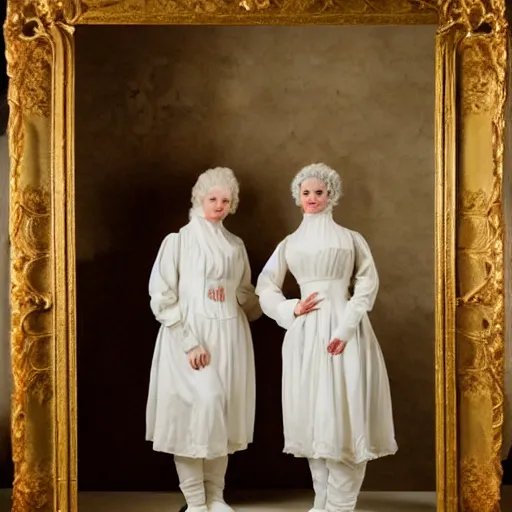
[205,278,237,293]
[202,278,238,319]
[299,279,350,302]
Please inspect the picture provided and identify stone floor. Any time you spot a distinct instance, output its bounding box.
[78,490,437,511]
[1,488,511,511]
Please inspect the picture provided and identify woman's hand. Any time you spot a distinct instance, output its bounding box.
[208,287,225,302]
[327,339,347,356]
[187,346,211,370]
[294,292,323,317]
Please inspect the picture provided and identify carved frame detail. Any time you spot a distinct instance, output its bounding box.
[4,0,509,511]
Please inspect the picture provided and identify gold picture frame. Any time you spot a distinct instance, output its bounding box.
[3,0,509,511]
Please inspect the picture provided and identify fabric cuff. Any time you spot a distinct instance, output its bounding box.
[181,333,200,353]
[277,299,300,330]
[158,305,181,327]
[332,324,356,342]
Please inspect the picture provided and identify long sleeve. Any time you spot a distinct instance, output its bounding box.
[255,239,299,330]
[149,233,199,352]
[237,245,263,322]
[332,231,379,342]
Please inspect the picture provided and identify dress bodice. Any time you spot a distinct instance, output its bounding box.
[284,211,355,288]
[180,216,245,318]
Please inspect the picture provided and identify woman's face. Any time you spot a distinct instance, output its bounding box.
[202,186,232,222]
[300,178,329,214]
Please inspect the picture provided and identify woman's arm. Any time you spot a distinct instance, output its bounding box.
[332,231,379,343]
[255,239,299,330]
[148,233,199,353]
[237,244,263,322]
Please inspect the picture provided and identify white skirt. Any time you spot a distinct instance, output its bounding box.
[146,311,256,459]
[281,280,398,464]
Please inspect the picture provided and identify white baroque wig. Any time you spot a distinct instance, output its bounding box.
[190,166,240,218]
[291,163,342,208]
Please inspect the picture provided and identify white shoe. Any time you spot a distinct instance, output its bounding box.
[308,509,327,512]
[186,507,209,512]
[208,501,235,512]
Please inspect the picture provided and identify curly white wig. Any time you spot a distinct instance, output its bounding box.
[291,163,342,207]
[190,166,240,216]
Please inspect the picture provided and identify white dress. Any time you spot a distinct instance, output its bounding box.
[256,210,398,465]
[146,213,261,458]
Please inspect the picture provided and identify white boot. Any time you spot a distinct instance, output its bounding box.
[308,458,329,512]
[174,456,209,512]
[204,456,235,512]
[325,460,367,512]
[208,502,235,512]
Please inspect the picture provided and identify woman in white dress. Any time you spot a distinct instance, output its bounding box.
[146,167,261,512]
[256,163,397,512]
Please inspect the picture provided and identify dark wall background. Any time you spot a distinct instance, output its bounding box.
[75,24,437,492]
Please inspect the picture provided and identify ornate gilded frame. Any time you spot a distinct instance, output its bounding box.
[3,0,509,511]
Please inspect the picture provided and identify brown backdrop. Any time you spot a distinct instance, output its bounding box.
[75,25,436,492]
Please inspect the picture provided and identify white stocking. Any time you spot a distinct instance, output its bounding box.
[174,456,208,512]
[308,458,329,511]
[204,456,234,512]
[325,460,367,512]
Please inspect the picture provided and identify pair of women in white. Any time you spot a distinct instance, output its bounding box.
[146,163,398,512]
